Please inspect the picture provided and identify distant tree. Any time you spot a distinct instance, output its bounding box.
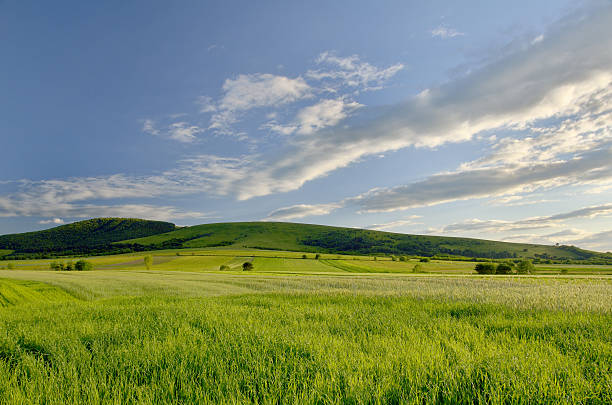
[65,261,74,271]
[144,255,153,270]
[391,256,397,261]
[560,268,568,275]
[219,264,230,271]
[474,263,495,274]
[495,263,513,275]
[516,259,535,274]
[420,257,430,263]
[75,259,93,271]
[315,254,320,260]
[302,254,307,259]
[6,262,14,270]
[412,264,424,273]
[50,261,63,271]
[373,256,377,261]
[399,256,407,262]
[242,262,253,271]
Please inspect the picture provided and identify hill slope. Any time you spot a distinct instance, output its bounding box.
[0,218,175,256]
[123,221,605,261]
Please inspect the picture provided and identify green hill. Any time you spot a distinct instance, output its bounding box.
[122,221,607,262]
[0,218,175,258]
[2,219,608,263]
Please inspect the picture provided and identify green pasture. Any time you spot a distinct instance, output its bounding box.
[0,268,610,403]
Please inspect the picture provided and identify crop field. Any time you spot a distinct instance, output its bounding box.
[0,249,611,403]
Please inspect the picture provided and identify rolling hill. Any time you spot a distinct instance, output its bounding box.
[0,218,175,257]
[122,221,607,262]
[1,218,609,263]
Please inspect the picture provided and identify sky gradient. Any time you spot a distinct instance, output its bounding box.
[1,0,611,252]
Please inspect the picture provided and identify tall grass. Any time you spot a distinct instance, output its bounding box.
[0,271,610,403]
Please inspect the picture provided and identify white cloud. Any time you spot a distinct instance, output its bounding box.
[265,98,362,136]
[366,216,422,231]
[307,52,404,91]
[39,218,64,225]
[431,25,465,39]
[209,73,312,134]
[167,122,203,143]
[142,119,204,143]
[142,119,159,136]
[264,203,342,221]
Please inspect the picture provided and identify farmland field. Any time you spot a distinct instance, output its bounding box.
[0,249,611,403]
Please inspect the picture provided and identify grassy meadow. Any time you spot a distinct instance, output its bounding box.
[0,248,611,403]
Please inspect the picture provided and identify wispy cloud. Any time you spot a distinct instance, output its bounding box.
[39,218,65,225]
[263,203,342,221]
[307,52,404,92]
[430,25,465,39]
[366,216,422,231]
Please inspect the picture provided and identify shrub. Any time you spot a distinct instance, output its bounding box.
[144,255,153,270]
[50,261,63,271]
[412,264,425,273]
[560,268,568,275]
[475,263,496,274]
[242,262,253,271]
[495,263,513,275]
[315,254,320,260]
[219,264,230,271]
[420,257,430,263]
[6,262,14,270]
[302,254,307,259]
[391,256,397,261]
[517,259,535,274]
[75,259,93,271]
[65,261,74,271]
[399,256,407,262]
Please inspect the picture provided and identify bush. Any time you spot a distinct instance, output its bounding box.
[399,256,407,262]
[75,259,93,271]
[315,254,320,260]
[219,264,230,271]
[516,259,535,274]
[302,254,307,259]
[412,264,425,273]
[560,268,568,275]
[391,256,397,261]
[475,263,496,274]
[242,262,253,271]
[6,262,14,270]
[495,263,513,275]
[144,255,153,270]
[50,261,63,271]
[419,257,430,263]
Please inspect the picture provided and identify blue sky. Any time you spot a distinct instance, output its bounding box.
[1,0,612,252]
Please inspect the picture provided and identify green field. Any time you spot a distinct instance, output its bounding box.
[0,249,611,403]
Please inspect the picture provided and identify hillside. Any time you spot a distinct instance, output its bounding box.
[0,218,175,258]
[122,221,607,262]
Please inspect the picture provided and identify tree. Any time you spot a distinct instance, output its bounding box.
[495,263,513,275]
[420,257,430,263]
[75,259,93,271]
[302,254,307,259]
[242,262,253,271]
[412,264,424,273]
[65,261,74,271]
[144,255,153,270]
[6,262,14,270]
[474,263,495,274]
[219,264,230,271]
[516,259,535,274]
[399,256,407,262]
[315,254,320,260]
[50,261,64,271]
